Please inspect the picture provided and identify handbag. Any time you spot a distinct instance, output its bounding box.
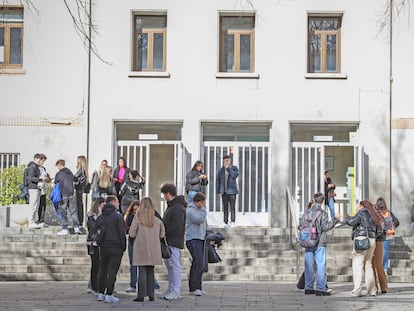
[207,242,221,263]
[161,237,172,259]
[354,218,370,251]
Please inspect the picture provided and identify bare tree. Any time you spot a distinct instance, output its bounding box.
[377,0,412,36]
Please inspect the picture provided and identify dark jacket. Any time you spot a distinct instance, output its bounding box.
[54,167,75,197]
[74,168,87,191]
[87,213,99,244]
[216,165,239,195]
[26,161,41,190]
[96,203,126,252]
[186,170,208,193]
[119,180,143,212]
[163,195,187,249]
[301,204,336,247]
[346,208,381,239]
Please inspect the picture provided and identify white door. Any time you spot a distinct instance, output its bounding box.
[203,142,271,227]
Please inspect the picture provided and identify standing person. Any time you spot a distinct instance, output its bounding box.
[36,154,50,226]
[129,197,165,302]
[185,161,208,204]
[302,192,337,296]
[124,199,140,293]
[98,166,115,197]
[346,200,383,297]
[54,159,81,236]
[74,155,89,227]
[96,195,126,303]
[159,183,187,300]
[185,192,207,296]
[113,157,131,203]
[91,160,108,200]
[86,196,105,294]
[324,170,336,220]
[372,207,388,295]
[119,170,145,215]
[27,153,48,228]
[376,197,400,274]
[216,154,239,228]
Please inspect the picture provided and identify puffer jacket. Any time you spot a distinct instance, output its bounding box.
[163,195,187,249]
[186,170,208,193]
[346,208,381,239]
[304,204,337,247]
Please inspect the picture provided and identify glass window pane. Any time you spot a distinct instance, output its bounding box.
[153,33,164,70]
[309,18,339,31]
[137,33,148,70]
[223,33,234,71]
[10,27,22,64]
[137,16,166,29]
[0,28,4,64]
[310,35,321,72]
[221,16,254,31]
[326,34,337,72]
[240,34,251,71]
[0,7,23,23]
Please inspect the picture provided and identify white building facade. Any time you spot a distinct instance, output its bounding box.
[1,0,413,230]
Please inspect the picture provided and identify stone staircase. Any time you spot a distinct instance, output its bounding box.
[0,226,413,282]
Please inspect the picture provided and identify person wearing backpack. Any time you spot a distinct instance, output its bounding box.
[300,192,338,296]
[375,197,399,274]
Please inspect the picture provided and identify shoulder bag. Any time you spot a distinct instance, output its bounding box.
[354,218,370,251]
[161,237,172,259]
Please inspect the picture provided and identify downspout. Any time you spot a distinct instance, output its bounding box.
[389,0,393,208]
[86,0,92,161]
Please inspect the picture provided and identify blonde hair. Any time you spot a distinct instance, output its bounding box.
[136,197,155,227]
[99,166,112,188]
[77,155,89,181]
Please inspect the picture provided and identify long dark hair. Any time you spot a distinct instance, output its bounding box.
[360,200,382,226]
[191,161,203,171]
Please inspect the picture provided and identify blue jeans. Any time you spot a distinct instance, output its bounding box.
[327,197,335,219]
[188,190,197,205]
[128,238,137,289]
[304,246,327,292]
[383,238,392,272]
[186,239,205,291]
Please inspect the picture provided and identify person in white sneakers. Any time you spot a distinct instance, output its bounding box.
[54,159,81,236]
[159,183,187,300]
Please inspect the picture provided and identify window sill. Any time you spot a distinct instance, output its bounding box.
[216,72,260,79]
[128,71,170,78]
[0,68,26,75]
[305,73,347,79]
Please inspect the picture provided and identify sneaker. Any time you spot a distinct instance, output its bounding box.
[230,222,235,228]
[351,291,363,297]
[104,295,119,303]
[192,289,202,296]
[86,288,92,294]
[125,287,136,293]
[164,290,182,300]
[28,223,41,229]
[57,229,69,236]
[224,223,231,228]
[159,288,171,299]
[74,227,82,235]
[97,293,105,301]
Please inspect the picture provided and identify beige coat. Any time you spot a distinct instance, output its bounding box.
[129,215,165,266]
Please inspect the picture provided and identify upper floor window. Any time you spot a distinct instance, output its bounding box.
[0,6,23,69]
[0,153,20,171]
[133,14,167,72]
[308,15,342,73]
[219,15,255,73]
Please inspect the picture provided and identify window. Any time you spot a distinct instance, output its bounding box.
[133,14,166,71]
[308,15,342,73]
[0,153,20,171]
[0,7,23,69]
[219,15,255,73]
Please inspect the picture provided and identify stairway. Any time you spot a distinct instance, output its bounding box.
[0,226,413,282]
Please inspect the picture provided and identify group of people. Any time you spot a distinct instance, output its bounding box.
[86,181,211,303]
[301,191,399,297]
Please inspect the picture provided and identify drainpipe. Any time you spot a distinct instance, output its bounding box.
[389,0,393,209]
[86,0,92,162]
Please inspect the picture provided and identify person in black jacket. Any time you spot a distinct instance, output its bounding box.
[119,170,145,214]
[346,200,383,297]
[159,183,187,300]
[96,195,126,303]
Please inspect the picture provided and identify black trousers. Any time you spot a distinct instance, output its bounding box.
[89,246,100,291]
[137,266,155,299]
[75,188,84,226]
[98,247,123,295]
[222,194,236,223]
[186,239,205,291]
[37,194,46,223]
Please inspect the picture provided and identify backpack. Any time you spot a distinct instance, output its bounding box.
[50,182,63,210]
[23,166,30,186]
[382,211,395,236]
[299,209,321,248]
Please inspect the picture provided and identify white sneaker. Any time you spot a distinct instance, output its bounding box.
[57,229,69,236]
[159,288,171,299]
[164,290,182,300]
[192,289,202,296]
[125,286,136,293]
[28,223,41,229]
[224,223,231,228]
[74,227,82,234]
[230,222,235,228]
[104,295,119,303]
[97,293,105,301]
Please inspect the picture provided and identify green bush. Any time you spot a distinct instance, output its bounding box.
[0,165,26,206]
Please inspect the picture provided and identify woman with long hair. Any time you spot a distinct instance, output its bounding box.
[124,199,140,293]
[129,197,165,302]
[119,170,145,214]
[346,200,383,297]
[99,166,115,196]
[74,155,89,227]
[113,157,131,203]
[185,160,208,204]
[86,196,105,294]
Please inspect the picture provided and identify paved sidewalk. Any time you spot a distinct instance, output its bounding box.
[0,281,413,311]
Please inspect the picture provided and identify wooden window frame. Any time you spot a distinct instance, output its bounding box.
[219,16,255,73]
[0,22,23,69]
[132,16,167,72]
[307,16,341,74]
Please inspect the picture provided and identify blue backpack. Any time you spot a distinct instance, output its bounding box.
[50,182,62,209]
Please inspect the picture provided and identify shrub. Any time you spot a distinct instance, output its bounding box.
[0,165,26,206]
